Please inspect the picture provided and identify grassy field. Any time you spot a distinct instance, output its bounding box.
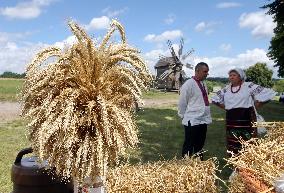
[0,80,284,192]
[0,78,24,101]
[142,88,179,100]
[133,101,284,191]
[0,119,30,192]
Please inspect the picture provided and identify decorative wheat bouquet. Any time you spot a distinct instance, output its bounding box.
[21,20,151,184]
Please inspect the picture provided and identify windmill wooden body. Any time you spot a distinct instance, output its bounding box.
[154,38,194,91]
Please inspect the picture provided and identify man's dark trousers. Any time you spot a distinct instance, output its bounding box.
[182,121,207,160]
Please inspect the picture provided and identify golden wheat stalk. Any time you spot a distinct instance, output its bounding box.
[21,20,151,184]
[105,157,221,193]
[226,137,284,187]
[254,122,284,142]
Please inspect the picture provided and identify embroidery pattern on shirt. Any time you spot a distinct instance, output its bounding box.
[248,82,255,88]
[192,77,209,106]
[251,85,264,96]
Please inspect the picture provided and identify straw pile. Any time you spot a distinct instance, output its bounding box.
[227,171,245,193]
[227,136,284,192]
[21,20,151,184]
[255,122,284,142]
[105,157,220,193]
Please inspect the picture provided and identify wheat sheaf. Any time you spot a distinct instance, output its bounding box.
[21,20,151,184]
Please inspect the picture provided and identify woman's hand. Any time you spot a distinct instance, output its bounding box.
[255,100,270,109]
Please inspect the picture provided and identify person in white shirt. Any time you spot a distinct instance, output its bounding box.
[178,62,212,160]
[211,68,276,154]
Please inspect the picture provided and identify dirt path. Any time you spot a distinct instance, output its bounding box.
[0,99,178,123]
[142,98,178,108]
[0,102,21,122]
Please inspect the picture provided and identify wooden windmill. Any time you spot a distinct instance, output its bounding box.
[155,38,194,91]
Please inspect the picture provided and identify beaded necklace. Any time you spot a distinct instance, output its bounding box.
[231,84,241,93]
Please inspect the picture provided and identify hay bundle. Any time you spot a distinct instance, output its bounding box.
[227,171,245,193]
[105,157,220,193]
[21,20,151,184]
[226,138,284,190]
[255,122,284,142]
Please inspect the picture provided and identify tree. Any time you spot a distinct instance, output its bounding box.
[0,71,26,78]
[245,63,274,87]
[262,0,284,77]
[205,80,225,93]
[273,79,284,93]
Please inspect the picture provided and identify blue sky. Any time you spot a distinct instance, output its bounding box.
[0,0,278,77]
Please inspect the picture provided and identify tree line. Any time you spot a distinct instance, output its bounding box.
[0,71,26,79]
[2,62,284,93]
[206,62,284,94]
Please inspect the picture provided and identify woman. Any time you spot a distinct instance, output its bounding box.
[211,68,276,154]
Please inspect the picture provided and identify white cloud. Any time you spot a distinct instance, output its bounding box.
[164,14,176,25]
[85,16,110,31]
[144,30,183,43]
[54,35,77,49]
[0,33,9,43]
[195,22,206,32]
[219,43,232,52]
[195,48,277,77]
[143,47,278,78]
[0,42,49,74]
[216,2,242,9]
[0,31,34,44]
[143,49,165,74]
[0,30,103,75]
[194,21,220,34]
[6,42,18,51]
[239,11,276,38]
[102,7,128,18]
[0,0,56,19]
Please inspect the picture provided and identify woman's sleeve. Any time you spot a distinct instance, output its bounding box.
[248,82,276,102]
[211,88,225,104]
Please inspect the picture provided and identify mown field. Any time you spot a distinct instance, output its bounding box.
[0,78,284,192]
[0,78,24,102]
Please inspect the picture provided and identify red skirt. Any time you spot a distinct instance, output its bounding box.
[226,107,257,154]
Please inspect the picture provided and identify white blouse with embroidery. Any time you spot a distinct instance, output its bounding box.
[211,82,276,110]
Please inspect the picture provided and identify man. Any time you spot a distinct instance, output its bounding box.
[178,62,212,160]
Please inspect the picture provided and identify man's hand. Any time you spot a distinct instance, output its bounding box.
[212,101,225,109]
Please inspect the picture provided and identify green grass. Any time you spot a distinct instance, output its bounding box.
[0,100,283,192]
[0,78,24,101]
[130,101,284,192]
[0,119,29,193]
[0,80,177,102]
[142,88,179,100]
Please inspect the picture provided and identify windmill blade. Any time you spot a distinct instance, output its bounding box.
[178,38,184,59]
[167,40,179,62]
[160,68,173,80]
[181,70,186,76]
[182,48,194,60]
[185,63,194,69]
[167,40,173,49]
